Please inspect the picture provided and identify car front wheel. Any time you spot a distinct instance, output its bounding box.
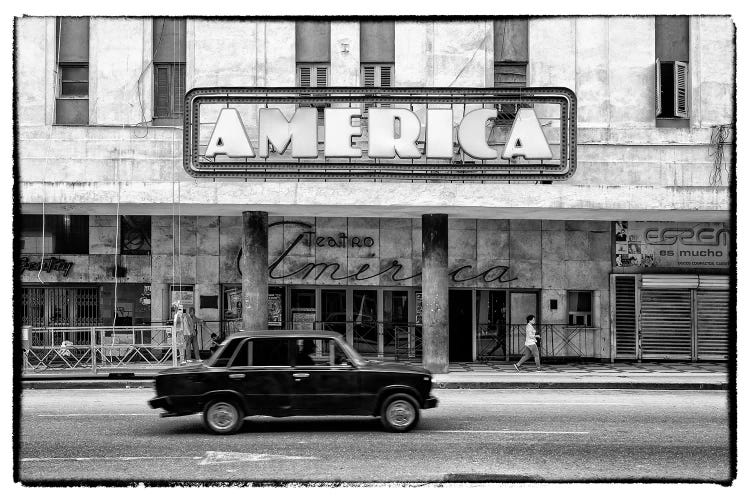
[380,393,420,432]
[203,399,244,434]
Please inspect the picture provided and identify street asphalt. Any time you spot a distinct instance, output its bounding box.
[17,387,733,484]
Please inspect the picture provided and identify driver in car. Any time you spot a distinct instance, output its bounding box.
[296,339,316,366]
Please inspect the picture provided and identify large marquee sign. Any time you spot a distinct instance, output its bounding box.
[184,87,576,181]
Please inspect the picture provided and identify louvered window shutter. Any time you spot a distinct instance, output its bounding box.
[655,59,662,117]
[363,65,376,87]
[380,65,392,87]
[172,64,186,116]
[674,61,689,118]
[299,66,312,87]
[155,66,171,118]
[380,65,392,109]
[315,66,328,88]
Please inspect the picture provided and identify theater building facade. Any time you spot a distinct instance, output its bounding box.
[16,17,733,371]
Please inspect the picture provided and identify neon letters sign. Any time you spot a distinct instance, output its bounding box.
[184,87,576,181]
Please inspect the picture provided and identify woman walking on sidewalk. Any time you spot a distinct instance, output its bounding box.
[514,315,541,371]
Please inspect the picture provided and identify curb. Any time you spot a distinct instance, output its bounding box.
[21,379,728,391]
[435,382,728,390]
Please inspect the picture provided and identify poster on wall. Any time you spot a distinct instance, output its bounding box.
[292,309,316,330]
[268,293,283,326]
[614,221,730,270]
[225,288,242,320]
[170,285,194,307]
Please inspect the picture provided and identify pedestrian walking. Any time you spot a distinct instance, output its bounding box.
[514,314,541,371]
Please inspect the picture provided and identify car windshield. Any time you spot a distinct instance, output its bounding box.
[206,337,244,367]
[337,337,366,367]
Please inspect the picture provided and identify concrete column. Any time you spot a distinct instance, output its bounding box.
[421,214,449,373]
[241,211,268,332]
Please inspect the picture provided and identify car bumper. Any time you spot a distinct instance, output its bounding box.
[424,395,438,409]
[148,396,172,411]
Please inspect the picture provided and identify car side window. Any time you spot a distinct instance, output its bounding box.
[210,337,244,367]
[294,338,350,367]
[250,339,291,367]
[228,339,250,367]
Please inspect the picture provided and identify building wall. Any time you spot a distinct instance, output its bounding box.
[21,215,612,356]
[15,17,733,219]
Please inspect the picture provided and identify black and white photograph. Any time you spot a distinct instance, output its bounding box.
[7,1,741,492]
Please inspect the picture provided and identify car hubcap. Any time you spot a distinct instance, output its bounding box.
[208,403,237,430]
[387,400,415,428]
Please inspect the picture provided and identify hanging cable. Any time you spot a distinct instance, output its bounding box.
[38,18,65,285]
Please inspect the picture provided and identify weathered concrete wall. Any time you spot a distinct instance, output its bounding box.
[89,18,147,125]
[331,22,360,86]
[691,16,735,127]
[20,215,614,357]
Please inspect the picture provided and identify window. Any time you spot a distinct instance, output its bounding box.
[55,17,89,124]
[20,215,89,254]
[249,339,291,367]
[296,21,331,123]
[210,337,244,367]
[493,19,529,119]
[294,338,348,367]
[360,21,395,117]
[568,291,593,326]
[655,16,689,123]
[120,216,151,255]
[153,18,186,123]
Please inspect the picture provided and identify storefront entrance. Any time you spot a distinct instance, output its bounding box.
[449,289,473,362]
[612,274,730,360]
[21,286,99,327]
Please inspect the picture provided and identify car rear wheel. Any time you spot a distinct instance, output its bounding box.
[380,393,420,432]
[202,399,244,434]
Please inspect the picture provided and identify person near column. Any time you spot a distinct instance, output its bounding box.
[514,314,541,371]
[172,302,186,364]
[186,307,201,361]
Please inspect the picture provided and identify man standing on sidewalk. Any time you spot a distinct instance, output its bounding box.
[186,307,202,361]
[180,307,199,362]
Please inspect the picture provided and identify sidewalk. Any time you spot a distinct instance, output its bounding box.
[21,361,729,390]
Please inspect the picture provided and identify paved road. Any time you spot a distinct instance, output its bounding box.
[17,388,732,483]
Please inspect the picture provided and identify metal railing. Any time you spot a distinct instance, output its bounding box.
[22,325,179,374]
[316,320,422,361]
[477,323,601,360]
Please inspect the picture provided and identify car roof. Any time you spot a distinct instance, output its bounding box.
[231,330,344,340]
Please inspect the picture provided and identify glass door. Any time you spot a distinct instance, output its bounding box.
[352,289,378,356]
[321,289,347,336]
[510,291,539,355]
[290,288,316,330]
[476,290,508,360]
[383,290,408,357]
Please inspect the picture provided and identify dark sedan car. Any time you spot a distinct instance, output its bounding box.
[149,330,438,434]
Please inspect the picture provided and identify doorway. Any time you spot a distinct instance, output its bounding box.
[449,289,473,362]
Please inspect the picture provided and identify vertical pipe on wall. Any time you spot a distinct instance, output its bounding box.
[241,211,269,332]
[422,214,449,373]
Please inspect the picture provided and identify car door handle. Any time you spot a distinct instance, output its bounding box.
[293,373,310,378]
[228,373,245,379]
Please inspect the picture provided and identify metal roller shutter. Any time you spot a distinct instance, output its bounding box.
[614,276,637,359]
[696,290,729,360]
[640,289,692,359]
